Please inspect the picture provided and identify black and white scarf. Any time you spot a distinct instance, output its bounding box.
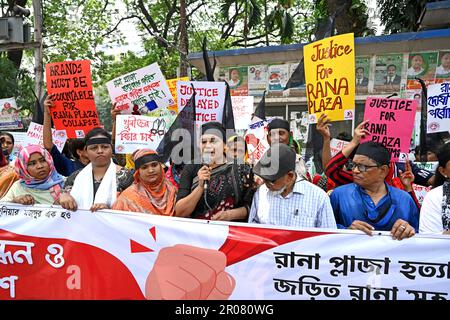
[442,181,450,230]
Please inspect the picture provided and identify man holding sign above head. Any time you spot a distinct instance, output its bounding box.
[267,118,308,180]
[330,141,419,240]
[43,95,89,177]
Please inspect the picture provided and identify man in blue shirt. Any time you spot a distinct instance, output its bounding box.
[330,141,418,240]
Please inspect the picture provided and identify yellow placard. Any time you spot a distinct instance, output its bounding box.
[166,77,189,114]
[304,33,355,123]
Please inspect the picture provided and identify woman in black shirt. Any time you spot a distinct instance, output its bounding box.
[175,122,254,221]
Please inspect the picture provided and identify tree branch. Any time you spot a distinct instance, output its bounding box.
[162,0,178,40]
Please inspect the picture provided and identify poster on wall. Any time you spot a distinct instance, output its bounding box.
[435,51,450,83]
[248,65,268,96]
[355,56,370,94]
[406,52,438,89]
[228,67,248,96]
[374,54,403,93]
[268,64,289,91]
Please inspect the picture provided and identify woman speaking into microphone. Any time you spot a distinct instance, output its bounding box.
[175,122,254,221]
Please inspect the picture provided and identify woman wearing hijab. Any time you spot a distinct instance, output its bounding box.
[59,127,133,212]
[112,149,176,215]
[175,122,255,221]
[420,143,450,234]
[1,145,64,205]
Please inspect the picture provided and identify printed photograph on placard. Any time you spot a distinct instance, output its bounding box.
[268,64,289,91]
[374,54,403,93]
[229,66,248,96]
[407,52,438,89]
[248,65,268,96]
[435,51,450,83]
[355,56,370,93]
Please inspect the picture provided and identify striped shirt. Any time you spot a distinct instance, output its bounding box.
[248,179,337,229]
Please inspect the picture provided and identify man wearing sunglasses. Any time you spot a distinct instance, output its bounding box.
[248,143,336,229]
[330,141,419,240]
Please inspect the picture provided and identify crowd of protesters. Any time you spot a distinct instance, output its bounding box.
[1,95,450,240]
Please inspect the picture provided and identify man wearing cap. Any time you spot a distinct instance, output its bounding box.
[267,118,308,179]
[248,143,336,228]
[330,141,419,240]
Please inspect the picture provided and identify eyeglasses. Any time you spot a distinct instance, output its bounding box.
[347,161,380,173]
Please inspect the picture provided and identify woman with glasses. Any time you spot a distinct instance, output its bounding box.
[59,127,133,212]
[330,142,419,240]
[175,122,254,221]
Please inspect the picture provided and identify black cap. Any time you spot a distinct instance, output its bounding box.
[253,143,296,181]
[268,118,290,132]
[201,122,226,142]
[355,141,390,166]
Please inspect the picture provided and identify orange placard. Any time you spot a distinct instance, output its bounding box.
[46,60,100,138]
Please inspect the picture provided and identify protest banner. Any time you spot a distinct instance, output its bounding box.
[177,81,226,128]
[114,114,171,154]
[1,203,450,300]
[45,60,99,139]
[407,52,438,90]
[166,77,188,114]
[228,67,248,96]
[25,122,67,153]
[106,63,175,115]
[245,118,269,165]
[0,98,22,130]
[231,96,254,130]
[248,65,268,96]
[361,97,417,162]
[330,138,350,157]
[304,33,355,123]
[426,82,450,133]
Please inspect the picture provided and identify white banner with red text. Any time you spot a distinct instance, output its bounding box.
[0,203,449,300]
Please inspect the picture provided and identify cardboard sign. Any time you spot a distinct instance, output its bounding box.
[24,122,68,153]
[245,118,269,165]
[231,96,254,130]
[0,98,22,130]
[427,82,450,133]
[106,63,174,115]
[177,81,226,127]
[166,77,188,114]
[330,138,350,157]
[361,98,417,162]
[8,132,27,158]
[114,115,170,154]
[45,60,99,138]
[304,33,355,123]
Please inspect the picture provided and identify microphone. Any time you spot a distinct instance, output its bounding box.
[202,152,212,190]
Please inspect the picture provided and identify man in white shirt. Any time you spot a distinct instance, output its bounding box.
[248,143,337,229]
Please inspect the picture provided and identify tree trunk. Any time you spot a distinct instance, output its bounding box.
[244,0,248,48]
[264,0,269,45]
[179,0,189,77]
[33,0,44,104]
[326,0,352,34]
